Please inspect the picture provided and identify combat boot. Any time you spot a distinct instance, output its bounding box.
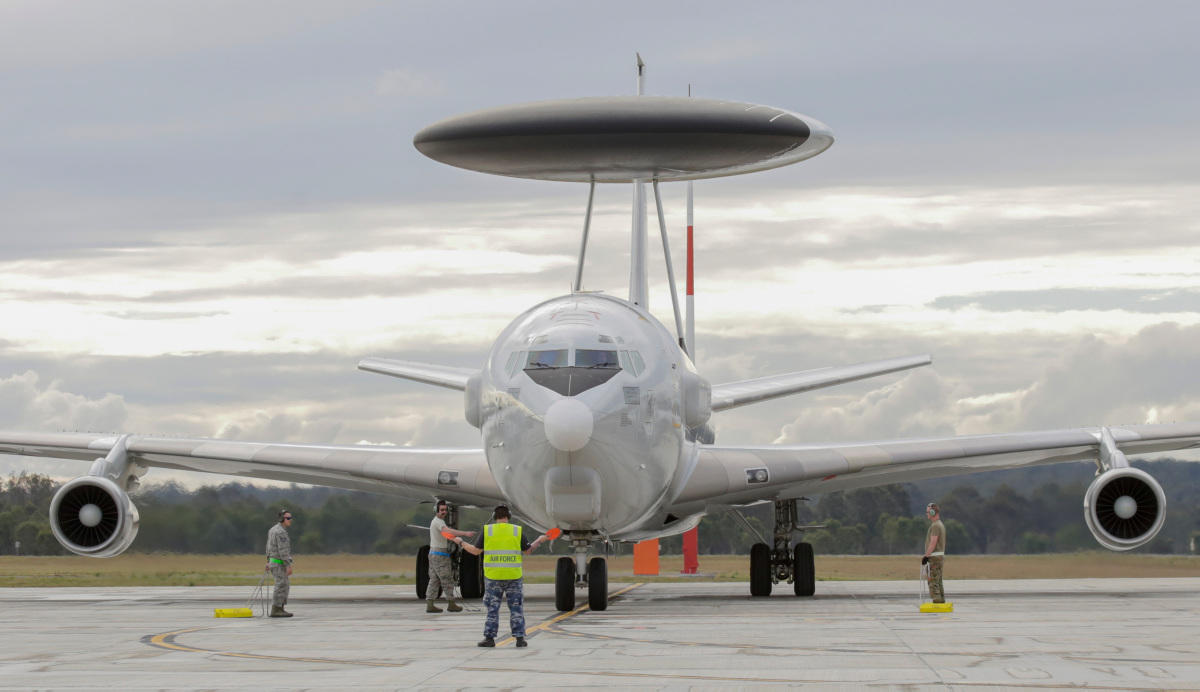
[269,606,293,618]
[426,600,443,613]
[446,599,462,612]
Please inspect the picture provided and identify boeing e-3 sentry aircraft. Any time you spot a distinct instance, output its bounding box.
[3,63,1199,613]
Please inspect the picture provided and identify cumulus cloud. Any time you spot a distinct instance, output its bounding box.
[0,370,126,432]
[771,322,1200,444]
[215,409,342,444]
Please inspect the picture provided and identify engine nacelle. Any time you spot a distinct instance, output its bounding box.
[49,476,140,557]
[1083,467,1166,551]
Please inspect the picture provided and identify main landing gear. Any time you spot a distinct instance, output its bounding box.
[747,499,815,597]
[415,502,484,600]
[554,532,608,612]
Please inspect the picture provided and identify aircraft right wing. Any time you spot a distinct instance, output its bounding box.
[0,431,502,507]
[667,422,1200,513]
[357,357,477,391]
[709,354,932,412]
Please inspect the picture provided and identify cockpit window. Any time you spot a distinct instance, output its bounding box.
[575,349,620,369]
[525,349,568,369]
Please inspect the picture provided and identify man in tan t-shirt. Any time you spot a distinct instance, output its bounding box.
[922,502,946,603]
[426,500,475,613]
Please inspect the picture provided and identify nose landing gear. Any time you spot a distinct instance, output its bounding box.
[553,533,609,612]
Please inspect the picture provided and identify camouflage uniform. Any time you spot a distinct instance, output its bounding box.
[925,518,946,603]
[266,522,292,609]
[428,515,457,600]
[928,556,945,603]
[483,577,526,639]
[428,553,457,600]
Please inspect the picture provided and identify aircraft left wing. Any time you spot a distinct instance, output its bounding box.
[667,423,1200,513]
[0,431,502,506]
[709,354,932,412]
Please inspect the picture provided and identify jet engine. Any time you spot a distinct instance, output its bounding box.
[49,476,140,557]
[1083,467,1165,551]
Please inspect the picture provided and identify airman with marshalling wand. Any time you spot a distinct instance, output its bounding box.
[266,509,294,617]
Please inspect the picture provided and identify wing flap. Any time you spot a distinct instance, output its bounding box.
[710,354,932,412]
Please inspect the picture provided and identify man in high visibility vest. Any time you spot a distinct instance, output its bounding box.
[454,505,548,648]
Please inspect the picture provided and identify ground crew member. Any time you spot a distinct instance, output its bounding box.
[922,502,946,603]
[427,499,476,613]
[265,509,295,617]
[454,505,548,648]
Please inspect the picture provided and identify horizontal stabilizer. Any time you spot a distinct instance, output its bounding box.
[357,357,477,391]
[710,354,932,412]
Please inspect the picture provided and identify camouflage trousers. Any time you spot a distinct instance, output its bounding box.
[270,563,290,608]
[427,552,457,600]
[927,556,945,603]
[483,578,525,638]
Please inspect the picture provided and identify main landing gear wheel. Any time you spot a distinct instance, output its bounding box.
[587,557,608,611]
[555,556,576,611]
[793,542,815,597]
[459,550,483,599]
[749,542,772,597]
[416,545,441,600]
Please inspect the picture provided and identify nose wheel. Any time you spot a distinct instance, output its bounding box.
[553,534,609,612]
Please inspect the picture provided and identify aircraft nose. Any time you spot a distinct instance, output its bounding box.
[543,398,594,452]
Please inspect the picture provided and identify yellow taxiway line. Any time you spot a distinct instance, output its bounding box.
[494,582,643,647]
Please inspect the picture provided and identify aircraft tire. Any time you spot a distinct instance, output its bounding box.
[416,545,436,599]
[459,550,483,599]
[555,556,576,611]
[750,542,772,597]
[793,542,815,597]
[587,557,608,611]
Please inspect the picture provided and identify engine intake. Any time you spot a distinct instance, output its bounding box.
[1083,467,1165,551]
[49,476,140,557]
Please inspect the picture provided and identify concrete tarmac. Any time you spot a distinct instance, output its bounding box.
[2,578,1199,690]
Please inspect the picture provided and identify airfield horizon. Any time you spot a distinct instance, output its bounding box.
[1,551,1197,587]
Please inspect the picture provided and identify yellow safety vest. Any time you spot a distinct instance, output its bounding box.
[482,523,523,580]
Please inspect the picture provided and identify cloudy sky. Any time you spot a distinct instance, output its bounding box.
[2,1,1199,485]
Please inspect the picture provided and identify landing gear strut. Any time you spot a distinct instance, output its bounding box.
[746,499,815,597]
[553,532,608,612]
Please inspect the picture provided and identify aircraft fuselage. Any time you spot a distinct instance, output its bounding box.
[477,292,707,540]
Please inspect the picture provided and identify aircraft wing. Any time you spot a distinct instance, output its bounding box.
[709,354,932,412]
[0,431,503,506]
[667,423,1200,512]
[357,357,477,391]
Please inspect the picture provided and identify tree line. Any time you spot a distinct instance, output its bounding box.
[1,459,1198,556]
